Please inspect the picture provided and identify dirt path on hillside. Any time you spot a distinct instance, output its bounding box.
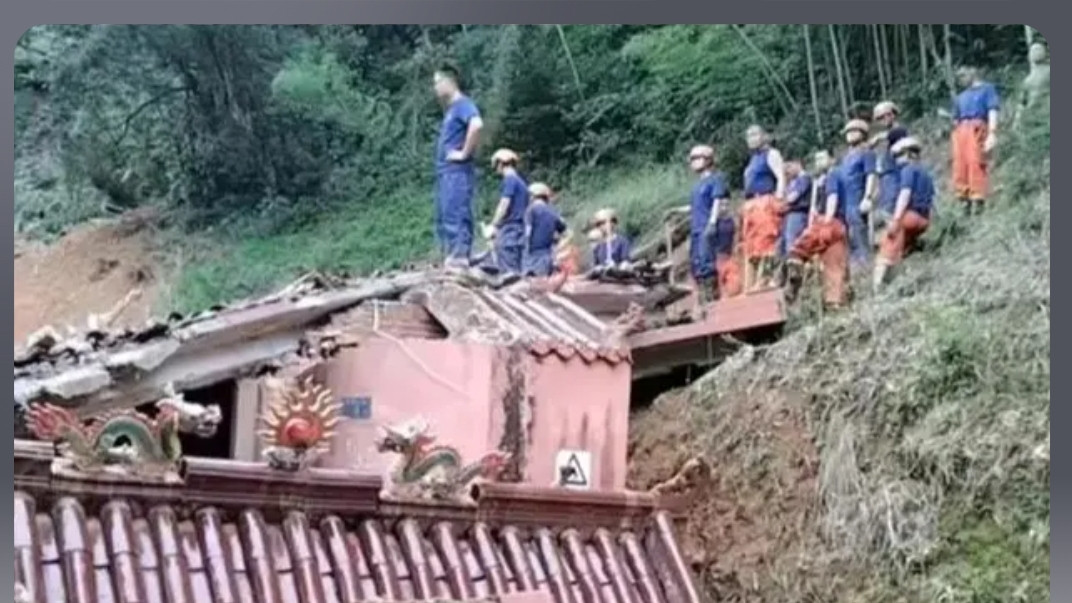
[14,212,164,345]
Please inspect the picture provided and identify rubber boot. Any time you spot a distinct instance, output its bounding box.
[961,199,973,218]
[693,278,714,321]
[785,260,804,302]
[973,199,986,215]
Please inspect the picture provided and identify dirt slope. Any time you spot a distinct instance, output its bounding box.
[13,212,163,345]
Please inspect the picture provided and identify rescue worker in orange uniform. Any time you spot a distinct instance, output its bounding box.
[741,125,787,291]
[873,136,934,292]
[869,101,910,237]
[950,66,1000,216]
[785,159,851,310]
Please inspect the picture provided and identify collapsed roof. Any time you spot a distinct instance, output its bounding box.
[13,270,689,421]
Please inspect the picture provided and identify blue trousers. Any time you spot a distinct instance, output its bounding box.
[495,225,525,275]
[689,230,714,281]
[778,211,809,258]
[523,248,554,277]
[845,204,870,266]
[435,169,476,261]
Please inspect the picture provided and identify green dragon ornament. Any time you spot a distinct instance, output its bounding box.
[375,418,511,504]
[24,385,222,484]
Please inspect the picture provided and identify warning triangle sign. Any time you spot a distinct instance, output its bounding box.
[562,453,588,487]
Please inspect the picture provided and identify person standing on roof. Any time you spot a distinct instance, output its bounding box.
[741,125,787,291]
[950,65,1000,216]
[523,182,571,278]
[873,136,934,292]
[785,161,851,309]
[589,208,633,270]
[672,144,733,309]
[869,101,910,236]
[837,119,878,268]
[433,64,484,271]
[778,158,813,259]
[484,148,529,277]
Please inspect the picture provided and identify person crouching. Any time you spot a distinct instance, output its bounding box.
[590,208,633,271]
[523,182,571,278]
[785,162,851,310]
[873,136,934,292]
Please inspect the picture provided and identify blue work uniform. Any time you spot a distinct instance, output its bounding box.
[823,167,850,226]
[688,171,730,281]
[524,202,567,277]
[876,126,910,215]
[779,173,813,257]
[494,171,529,274]
[592,234,632,267]
[898,163,936,219]
[743,149,778,199]
[837,148,877,265]
[434,94,481,262]
[954,82,1001,122]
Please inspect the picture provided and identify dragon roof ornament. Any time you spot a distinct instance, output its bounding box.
[24,383,222,484]
[375,416,512,505]
[258,376,342,471]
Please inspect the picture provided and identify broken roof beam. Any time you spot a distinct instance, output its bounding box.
[557,280,692,317]
[14,273,431,415]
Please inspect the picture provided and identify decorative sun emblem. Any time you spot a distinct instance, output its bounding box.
[257,376,342,470]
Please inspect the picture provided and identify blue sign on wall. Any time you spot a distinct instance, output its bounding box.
[341,396,373,420]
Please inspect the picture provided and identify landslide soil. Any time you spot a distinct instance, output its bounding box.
[13,211,164,344]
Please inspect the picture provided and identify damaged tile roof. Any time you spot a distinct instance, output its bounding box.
[14,441,704,603]
[13,272,635,417]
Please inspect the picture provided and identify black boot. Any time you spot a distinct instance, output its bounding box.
[785,261,804,302]
[961,199,973,217]
[973,199,986,215]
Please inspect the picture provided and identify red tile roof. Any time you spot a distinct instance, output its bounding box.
[14,441,704,603]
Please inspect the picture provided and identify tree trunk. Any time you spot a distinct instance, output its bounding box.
[899,25,911,80]
[731,25,797,115]
[941,25,957,103]
[872,25,888,98]
[828,25,850,118]
[803,25,823,143]
[880,25,894,87]
[837,26,856,109]
[918,25,928,89]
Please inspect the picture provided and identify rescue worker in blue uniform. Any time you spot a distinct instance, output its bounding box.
[950,65,1000,216]
[837,119,878,269]
[674,144,732,308]
[779,159,813,258]
[432,65,484,271]
[589,208,633,270]
[741,125,787,290]
[483,148,529,277]
[523,182,571,278]
[869,101,910,237]
[874,136,934,291]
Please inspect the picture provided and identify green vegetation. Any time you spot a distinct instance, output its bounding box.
[16,25,1034,310]
[15,25,1049,601]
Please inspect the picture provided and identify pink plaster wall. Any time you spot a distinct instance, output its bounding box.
[522,354,631,490]
[316,338,498,476]
[315,336,631,491]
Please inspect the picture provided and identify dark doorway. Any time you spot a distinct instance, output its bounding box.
[630,363,713,411]
[137,380,236,459]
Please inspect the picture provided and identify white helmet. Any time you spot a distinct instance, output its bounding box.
[490,148,520,167]
[872,101,900,120]
[891,136,922,156]
[528,182,553,199]
[688,145,715,160]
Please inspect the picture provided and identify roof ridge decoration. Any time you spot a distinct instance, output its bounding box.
[258,375,342,471]
[376,417,512,506]
[23,383,222,484]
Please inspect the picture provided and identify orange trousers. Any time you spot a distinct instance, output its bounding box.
[716,252,742,298]
[879,211,929,266]
[742,195,785,258]
[789,219,849,306]
[951,120,989,201]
